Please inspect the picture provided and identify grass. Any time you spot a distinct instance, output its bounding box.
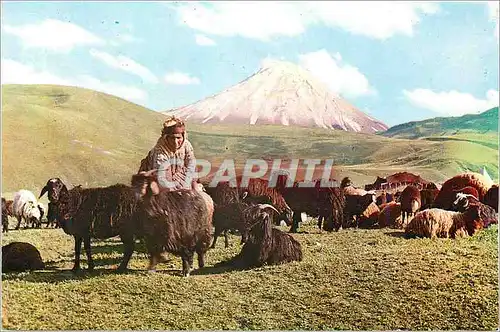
[2,218,498,330]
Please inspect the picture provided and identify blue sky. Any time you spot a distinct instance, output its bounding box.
[1,1,499,127]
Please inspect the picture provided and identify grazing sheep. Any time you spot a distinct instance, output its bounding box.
[211,193,274,248]
[433,172,493,210]
[404,205,482,239]
[452,193,498,227]
[318,187,347,232]
[41,178,138,273]
[400,185,421,224]
[2,242,45,272]
[420,189,440,210]
[378,202,402,228]
[12,190,41,229]
[344,193,376,228]
[204,177,293,227]
[224,204,302,268]
[131,170,213,277]
[482,184,498,212]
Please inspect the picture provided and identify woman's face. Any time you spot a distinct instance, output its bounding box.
[166,133,184,150]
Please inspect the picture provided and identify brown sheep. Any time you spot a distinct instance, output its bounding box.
[318,187,347,232]
[433,172,493,210]
[131,170,213,277]
[404,205,482,239]
[358,202,380,228]
[482,184,498,212]
[378,202,402,228]
[400,185,421,224]
[2,242,45,272]
[419,188,440,210]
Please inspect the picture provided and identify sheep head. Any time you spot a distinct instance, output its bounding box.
[452,192,478,211]
[131,170,160,199]
[39,178,67,202]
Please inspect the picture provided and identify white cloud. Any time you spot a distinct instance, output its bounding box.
[3,19,104,52]
[403,88,499,116]
[1,59,147,102]
[164,72,201,85]
[487,1,499,40]
[89,49,158,84]
[174,2,440,41]
[298,49,376,98]
[195,34,216,46]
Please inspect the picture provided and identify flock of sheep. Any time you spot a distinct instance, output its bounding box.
[1,169,498,277]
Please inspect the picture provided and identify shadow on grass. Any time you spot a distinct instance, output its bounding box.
[384,230,411,239]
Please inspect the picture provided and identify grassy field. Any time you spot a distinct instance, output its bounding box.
[1,218,498,330]
[2,84,498,196]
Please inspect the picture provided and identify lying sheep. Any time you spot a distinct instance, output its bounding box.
[378,202,402,228]
[404,205,482,239]
[13,190,41,229]
[222,204,302,268]
[433,172,493,209]
[482,184,498,212]
[452,193,498,227]
[2,242,45,272]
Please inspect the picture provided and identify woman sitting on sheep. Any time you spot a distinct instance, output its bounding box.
[138,116,198,191]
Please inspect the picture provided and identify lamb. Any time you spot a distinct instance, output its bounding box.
[131,170,213,277]
[40,178,138,273]
[482,184,498,212]
[433,172,493,210]
[222,204,302,268]
[12,189,41,230]
[377,202,402,228]
[452,193,498,227]
[2,242,45,272]
[400,185,421,225]
[404,205,482,239]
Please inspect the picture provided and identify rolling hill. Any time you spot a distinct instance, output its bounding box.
[1,84,498,194]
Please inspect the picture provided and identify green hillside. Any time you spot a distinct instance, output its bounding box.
[1,85,498,195]
[382,107,498,141]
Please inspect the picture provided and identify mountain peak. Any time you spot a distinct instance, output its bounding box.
[166,61,388,133]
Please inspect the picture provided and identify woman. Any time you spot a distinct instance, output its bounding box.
[138,116,196,191]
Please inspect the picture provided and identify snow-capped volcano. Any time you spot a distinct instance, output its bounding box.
[165,60,388,133]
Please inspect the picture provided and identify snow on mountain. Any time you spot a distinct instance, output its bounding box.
[165,60,388,133]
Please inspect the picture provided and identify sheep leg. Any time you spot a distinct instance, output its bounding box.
[71,236,83,273]
[181,252,194,277]
[15,216,22,230]
[196,247,205,269]
[317,215,324,231]
[211,227,222,248]
[117,235,135,272]
[147,255,159,272]
[289,212,301,233]
[83,236,94,271]
[224,229,230,248]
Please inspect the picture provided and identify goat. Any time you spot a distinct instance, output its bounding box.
[13,190,41,229]
[2,242,45,272]
[211,192,274,249]
[223,204,302,268]
[41,178,138,273]
[131,170,213,277]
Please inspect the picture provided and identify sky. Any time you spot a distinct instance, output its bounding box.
[1,1,499,127]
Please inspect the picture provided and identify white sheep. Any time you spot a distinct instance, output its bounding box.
[404,205,482,239]
[13,189,41,229]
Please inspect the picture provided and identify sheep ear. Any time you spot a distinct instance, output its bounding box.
[39,186,48,199]
[149,181,160,195]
